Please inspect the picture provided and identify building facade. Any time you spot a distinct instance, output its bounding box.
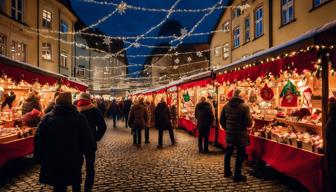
[144,43,210,86]
[210,0,336,68]
[0,0,77,77]
[74,22,127,93]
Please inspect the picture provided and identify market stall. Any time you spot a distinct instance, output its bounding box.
[0,56,87,168]
[215,42,334,192]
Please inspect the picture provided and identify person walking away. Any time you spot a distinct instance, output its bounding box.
[144,101,151,143]
[128,97,148,146]
[77,92,107,192]
[170,103,178,129]
[34,92,95,192]
[326,97,336,192]
[118,100,124,121]
[220,89,253,182]
[124,98,132,128]
[155,98,176,148]
[22,91,42,115]
[97,99,106,117]
[108,100,119,128]
[195,97,214,153]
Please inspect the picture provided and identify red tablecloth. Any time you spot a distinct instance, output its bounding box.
[0,137,34,167]
[178,118,216,141]
[246,135,326,192]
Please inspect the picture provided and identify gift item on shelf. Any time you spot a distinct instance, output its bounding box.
[280,80,300,108]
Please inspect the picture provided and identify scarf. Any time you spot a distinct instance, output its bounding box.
[77,99,91,107]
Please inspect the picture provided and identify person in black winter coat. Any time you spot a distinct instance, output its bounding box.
[108,100,119,128]
[195,97,214,153]
[77,92,107,192]
[124,98,132,128]
[220,89,253,182]
[34,92,95,192]
[326,97,336,192]
[155,98,176,148]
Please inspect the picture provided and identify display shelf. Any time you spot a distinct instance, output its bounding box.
[275,117,322,130]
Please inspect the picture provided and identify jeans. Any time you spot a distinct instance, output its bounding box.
[124,112,129,128]
[158,127,175,146]
[145,127,149,143]
[112,115,117,128]
[53,184,80,192]
[225,146,246,177]
[84,152,96,192]
[198,126,210,152]
[133,128,142,144]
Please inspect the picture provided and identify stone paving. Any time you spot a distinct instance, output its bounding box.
[0,119,294,192]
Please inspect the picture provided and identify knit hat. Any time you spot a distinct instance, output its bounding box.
[78,92,91,101]
[56,92,72,106]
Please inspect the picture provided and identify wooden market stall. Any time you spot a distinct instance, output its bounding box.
[0,55,87,168]
[213,20,336,192]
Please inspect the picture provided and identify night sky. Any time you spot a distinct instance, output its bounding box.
[71,0,227,76]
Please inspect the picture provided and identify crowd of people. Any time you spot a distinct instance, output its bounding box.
[13,88,334,191]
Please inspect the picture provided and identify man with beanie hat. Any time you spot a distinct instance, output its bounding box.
[77,92,107,192]
[220,88,253,182]
[34,92,95,192]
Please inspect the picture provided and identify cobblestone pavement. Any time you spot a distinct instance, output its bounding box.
[0,119,294,192]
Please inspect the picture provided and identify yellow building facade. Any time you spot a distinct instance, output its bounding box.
[0,0,77,76]
[210,0,336,68]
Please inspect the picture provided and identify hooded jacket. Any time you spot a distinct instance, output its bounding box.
[220,96,253,147]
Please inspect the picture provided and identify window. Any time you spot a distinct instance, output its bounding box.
[11,0,23,22]
[214,46,221,57]
[0,34,6,55]
[11,41,26,62]
[233,27,240,48]
[244,17,250,43]
[281,0,294,25]
[232,8,241,19]
[60,52,68,69]
[42,9,52,28]
[60,20,68,32]
[223,43,229,59]
[42,43,51,60]
[255,6,263,38]
[222,21,230,32]
[60,20,68,40]
[313,0,330,7]
[77,65,85,77]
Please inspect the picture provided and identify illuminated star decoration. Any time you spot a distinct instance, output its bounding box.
[174,51,179,56]
[187,56,192,62]
[117,1,127,15]
[133,42,140,48]
[180,28,188,38]
[196,51,203,57]
[103,36,112,45]
[174,58,180,64]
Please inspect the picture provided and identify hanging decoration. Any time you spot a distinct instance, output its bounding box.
[302,86,313,109]
[260,84,274,101]
[117,1,128,15]
[187,56,192,62]
[174,58,180,64]
[196,51,203,57]
[103,36,112,45]
[280,80,300,107]
[183,92,190,102]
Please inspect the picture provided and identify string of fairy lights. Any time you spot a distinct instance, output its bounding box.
[7,1,252,91]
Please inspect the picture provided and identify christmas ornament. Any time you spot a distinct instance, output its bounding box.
[260,84,274,101]
[117,1,127,15]
[302,86,313,109]
[187,56,192,62]
[183,92,190,102]
[103,36,112,45]
[280,80,300,107]
[196,51,203,57]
